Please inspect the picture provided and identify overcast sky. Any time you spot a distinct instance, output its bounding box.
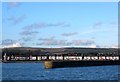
[2,2,118,48]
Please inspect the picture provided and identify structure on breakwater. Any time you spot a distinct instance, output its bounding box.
[1,47,120,68]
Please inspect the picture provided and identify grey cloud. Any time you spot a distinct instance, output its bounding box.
[9,2,19,7]
[23,22,70,30]
[62,32,78,36]
[18,36,35,47]
[37,39,71,46]
[39,36,55,41]
[7,2,21,9]
[93,22,103,28]
[8,14,27,25]
[38,36,70,46]
[19,30,39,43]
[46,22,65,27]
[37,37,94,46]
[20,31,39,36]
[2,39,16,46]
[72,40,95,46]
[19,37,33,42]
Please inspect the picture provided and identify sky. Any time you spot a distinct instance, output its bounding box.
[2,2,118,48]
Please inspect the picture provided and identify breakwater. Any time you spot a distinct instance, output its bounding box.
[44,60,120,69]
[3,54,120,69]
[2,47,119,68]
[43,55,120,68]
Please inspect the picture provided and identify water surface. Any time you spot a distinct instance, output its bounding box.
[2,63,120,80]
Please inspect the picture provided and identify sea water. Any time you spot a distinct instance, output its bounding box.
[2,63,120,80]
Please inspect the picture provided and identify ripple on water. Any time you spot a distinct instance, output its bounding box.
[2,63,120,80]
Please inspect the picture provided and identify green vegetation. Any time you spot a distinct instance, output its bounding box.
[1,47,118,56]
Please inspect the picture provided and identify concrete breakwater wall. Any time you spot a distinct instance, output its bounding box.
[44,60,120,69]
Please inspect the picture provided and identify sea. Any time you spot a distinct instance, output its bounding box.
[2,63,120,80]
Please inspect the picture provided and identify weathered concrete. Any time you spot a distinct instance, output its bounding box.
[44,61,53,69]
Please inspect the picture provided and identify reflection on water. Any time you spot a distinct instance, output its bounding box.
[2,63,119,80]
